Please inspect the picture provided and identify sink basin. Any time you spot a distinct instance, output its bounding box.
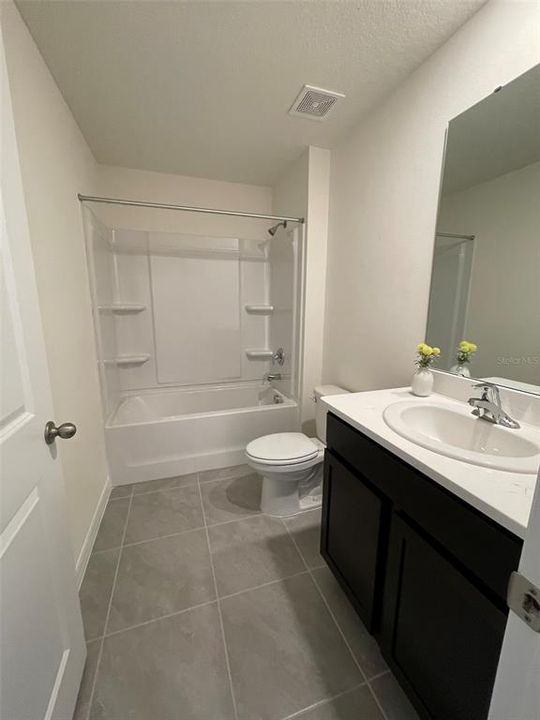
[383,401,540,474]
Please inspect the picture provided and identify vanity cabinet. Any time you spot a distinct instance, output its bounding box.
[382,514,507,720]
[321,453,390,631]
[321,412,523,720]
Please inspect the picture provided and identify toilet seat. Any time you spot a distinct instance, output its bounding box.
[246,432,319,466]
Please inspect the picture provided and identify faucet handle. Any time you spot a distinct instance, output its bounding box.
[472,381,501,404]
[469,382,519,428]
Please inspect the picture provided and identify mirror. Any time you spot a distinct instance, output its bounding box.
[426,64,540,394]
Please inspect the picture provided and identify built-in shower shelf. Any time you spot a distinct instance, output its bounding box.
[245,349,273,361]
[105,354,150,367]
[245,304,274,315]
[98,304,146,314]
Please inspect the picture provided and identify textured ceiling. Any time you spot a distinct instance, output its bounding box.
[16,0,486,185]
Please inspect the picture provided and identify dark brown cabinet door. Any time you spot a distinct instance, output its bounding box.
[381,514,507,720]
[321,451,389,631]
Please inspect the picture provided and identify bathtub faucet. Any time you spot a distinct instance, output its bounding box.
[264,371,282,384]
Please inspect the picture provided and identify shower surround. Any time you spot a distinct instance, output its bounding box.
[83,207,303,484]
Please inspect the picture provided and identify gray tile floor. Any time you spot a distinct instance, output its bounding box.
[75,465,419,720]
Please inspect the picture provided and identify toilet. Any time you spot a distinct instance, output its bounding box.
[245,385,348,516]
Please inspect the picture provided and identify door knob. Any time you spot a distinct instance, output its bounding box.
[44,421,77,445]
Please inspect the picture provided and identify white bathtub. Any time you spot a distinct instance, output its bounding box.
[106,384,299,485]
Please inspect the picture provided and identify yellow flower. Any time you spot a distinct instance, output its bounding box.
[459,340,469,350]
[417,343,426,353]
[469,343,477,352]
[432,347,441,356]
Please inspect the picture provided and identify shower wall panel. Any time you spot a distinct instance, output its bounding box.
[97,228,270,393]
[151,251,241,384]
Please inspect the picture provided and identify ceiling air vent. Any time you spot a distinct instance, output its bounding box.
[289,85,345,121]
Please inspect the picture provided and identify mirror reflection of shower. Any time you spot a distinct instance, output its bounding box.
[81,196,304,485]
[426,231,475,369]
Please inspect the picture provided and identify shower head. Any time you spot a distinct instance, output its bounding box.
[268,220,287,237]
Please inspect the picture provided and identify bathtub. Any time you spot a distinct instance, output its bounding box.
[106,384,299,485]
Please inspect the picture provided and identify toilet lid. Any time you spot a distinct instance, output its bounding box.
[246,433,319,464]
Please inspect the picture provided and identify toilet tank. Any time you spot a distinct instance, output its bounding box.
[314,385,348,444]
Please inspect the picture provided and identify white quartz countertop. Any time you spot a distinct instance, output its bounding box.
[321,388,540,538]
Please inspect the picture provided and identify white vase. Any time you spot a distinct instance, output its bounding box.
[450,363,471,378]
[411,368,434,397]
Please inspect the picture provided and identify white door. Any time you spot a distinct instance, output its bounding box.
[488,467,540,719]
[0,28,86,720]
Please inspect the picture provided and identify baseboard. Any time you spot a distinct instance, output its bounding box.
[75,477,111,589]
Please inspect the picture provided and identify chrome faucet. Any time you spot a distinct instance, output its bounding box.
[272,347,285,366]
[264,371,282,384]
[468,382,520,429]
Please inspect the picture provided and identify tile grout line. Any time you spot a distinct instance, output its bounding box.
[279,518,393,710]
[368,669,391,683]
[104,599,219,639]
[365,674,393,720]
[197,472,240,720]
[198,468,252,486]
[89,523,317,641]
[94,522,208,554]
[205,510,262,528]
[280,520,364,670]
[128,478,199,497]
[308,567,390,719]
[279,681,367,720]
[96,502,320,554]
[93,571,311,641]
[84,484,135,720]
[282,520,391,720]
[82,471,392,720]
[219,569,310,602]
[281,518,393,720]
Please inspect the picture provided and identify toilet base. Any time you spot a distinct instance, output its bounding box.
[299,492,322,512]
[260,464,323,517]
[261,476,299,517]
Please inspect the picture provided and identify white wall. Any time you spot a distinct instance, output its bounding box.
[323,0,540,392]
[95,164,272,237]
[2,2,109,570]
[438,161,540,385]
[304,147,331,427]
[273,146,331,431]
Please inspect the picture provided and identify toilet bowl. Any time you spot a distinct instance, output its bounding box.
[245,385,348,516]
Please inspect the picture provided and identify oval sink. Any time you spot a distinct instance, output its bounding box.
[383,401,540,474]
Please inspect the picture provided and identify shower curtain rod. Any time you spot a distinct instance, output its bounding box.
[436,231,475,241]
[77,194,305,224]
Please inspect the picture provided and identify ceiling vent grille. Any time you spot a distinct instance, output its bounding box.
[289,85,345,121]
